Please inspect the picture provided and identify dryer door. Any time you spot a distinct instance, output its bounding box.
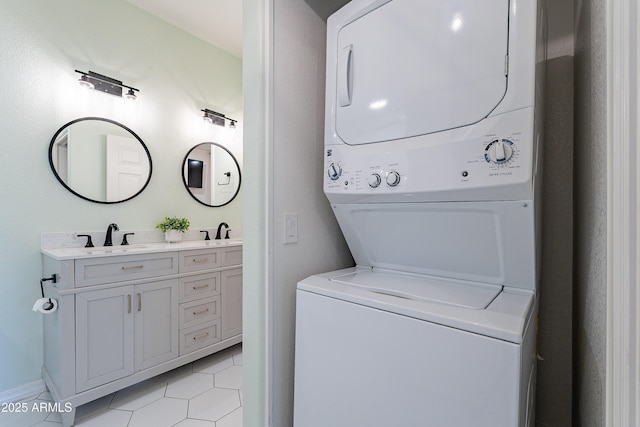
[333,0,509,145]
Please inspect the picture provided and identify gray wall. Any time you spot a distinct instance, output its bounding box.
[573,0,608,425]
[536,54,574,427]
[535,2,576,426]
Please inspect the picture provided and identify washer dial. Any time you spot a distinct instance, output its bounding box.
[386,171,401,187]
[485,139,515,164]
[368,173,382,188]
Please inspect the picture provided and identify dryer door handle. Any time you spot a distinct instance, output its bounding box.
[338,44,354,107]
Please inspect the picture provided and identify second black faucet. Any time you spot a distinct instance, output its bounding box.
[215,222,229,240]
[104,223,119,246]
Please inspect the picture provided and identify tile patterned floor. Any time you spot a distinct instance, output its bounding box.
[2,344,242,427]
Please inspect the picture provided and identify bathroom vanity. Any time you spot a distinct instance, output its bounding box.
[40,240,242,427]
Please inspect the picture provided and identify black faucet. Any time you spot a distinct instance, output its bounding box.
[104,223,119,246]
[215,222,229,240]
[121,233,135,246]
[77,234,94,248]
[200,230,211,240]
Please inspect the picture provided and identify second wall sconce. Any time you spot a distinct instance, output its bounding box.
[202,108,238,128]
[76,70,139,100]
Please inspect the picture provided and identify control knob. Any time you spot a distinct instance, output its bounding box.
[327,163,342,181]
[485,139,514,164]
[386,171,401,187]
[368,173,382,188]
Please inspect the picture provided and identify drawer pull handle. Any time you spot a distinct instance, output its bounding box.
[137,293,142,312]
[128,295,132,313]
[192,284,209,290]
[193,332,209,341]
[193,308,209,316]
[122,265,144,270]
[192,257,209,263]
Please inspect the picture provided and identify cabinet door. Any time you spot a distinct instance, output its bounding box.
[134,279,179,371]
[221,268,243,339]
[76,286,134,392]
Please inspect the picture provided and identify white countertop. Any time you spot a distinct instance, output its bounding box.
[42,239,243,261]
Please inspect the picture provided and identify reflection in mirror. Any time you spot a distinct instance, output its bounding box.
[49,117,152,204]
[182,143,241,207]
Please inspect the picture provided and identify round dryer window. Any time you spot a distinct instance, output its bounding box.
[334,0,509,145]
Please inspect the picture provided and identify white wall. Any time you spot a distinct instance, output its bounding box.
[242,0,353,425]
[0,0,242,394]
[270,1,354,424]
[241,0,269,424]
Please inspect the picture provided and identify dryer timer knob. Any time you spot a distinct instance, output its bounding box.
[485,139,514,164]
[327,163,342,181]
[386,171,401,187]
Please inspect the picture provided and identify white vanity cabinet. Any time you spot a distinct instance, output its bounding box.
[41,243,242,427]
[75,279,179,392]
[221,268,243,339]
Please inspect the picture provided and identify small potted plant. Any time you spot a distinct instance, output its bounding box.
[156,216,190,243]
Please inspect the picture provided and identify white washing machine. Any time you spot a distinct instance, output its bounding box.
[294,0,546,426]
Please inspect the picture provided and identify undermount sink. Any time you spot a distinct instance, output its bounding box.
[41,238,242,260]
[188,239,242,246]
[80,245,148,254]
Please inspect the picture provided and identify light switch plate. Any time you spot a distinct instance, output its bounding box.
[284,213,298,244]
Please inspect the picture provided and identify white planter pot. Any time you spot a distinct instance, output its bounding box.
[164,230,183,243]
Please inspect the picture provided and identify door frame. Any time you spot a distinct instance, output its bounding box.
[606,0,639,425]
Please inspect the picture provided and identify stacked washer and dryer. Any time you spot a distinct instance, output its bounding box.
[293,0,546,426]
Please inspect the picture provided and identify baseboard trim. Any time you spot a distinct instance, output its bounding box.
[0,379,47,403]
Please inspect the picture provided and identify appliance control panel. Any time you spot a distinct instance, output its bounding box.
[324,109,536,202]
[326,156,406,191]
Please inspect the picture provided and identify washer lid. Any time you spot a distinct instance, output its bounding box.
[333,0,509,145]
[298,266,535,343]
[331,201,537,291]
[331,270,502,309]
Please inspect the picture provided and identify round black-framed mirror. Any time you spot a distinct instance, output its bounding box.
[48,117,152,204]
[182,142,241,207]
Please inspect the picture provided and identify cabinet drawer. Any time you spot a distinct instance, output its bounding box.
[75,253,179,287]
[178,272,220,303]
[180,320,221,355]
[179,296,220,329]
[179,249,221,273]
[221,247,243,267]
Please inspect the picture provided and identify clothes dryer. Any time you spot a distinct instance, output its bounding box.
[294,0,546,426]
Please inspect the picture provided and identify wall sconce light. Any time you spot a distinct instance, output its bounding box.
[201,108,239,128]
[75,70,139,100]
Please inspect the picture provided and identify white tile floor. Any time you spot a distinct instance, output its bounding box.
[2,344,242,427]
